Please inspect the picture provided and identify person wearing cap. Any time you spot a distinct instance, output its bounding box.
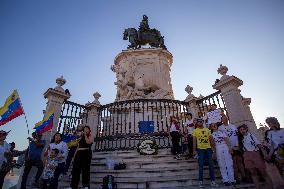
[0,130,11,188]
[20,132,46,189]
[192,118,218,187]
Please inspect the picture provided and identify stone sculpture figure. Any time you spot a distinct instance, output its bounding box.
[123,15,167,50]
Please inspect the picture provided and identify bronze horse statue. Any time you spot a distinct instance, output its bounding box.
[123,28,167,50]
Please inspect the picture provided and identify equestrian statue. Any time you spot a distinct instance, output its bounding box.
[123,15,167,50]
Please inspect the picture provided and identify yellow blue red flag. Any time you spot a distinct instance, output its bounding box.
[62,134,80,148]
[34,111,54,134]
[0,90,24,126]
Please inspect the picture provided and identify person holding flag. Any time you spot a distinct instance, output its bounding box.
[21,110,55,188]
[20,132,46,189]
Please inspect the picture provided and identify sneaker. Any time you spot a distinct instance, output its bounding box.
[58,174,63,181]
[211,181,218,187]
[64,187,72,189]
[175,154,182,160]
[199,181,204,188]
[83,187,89,189]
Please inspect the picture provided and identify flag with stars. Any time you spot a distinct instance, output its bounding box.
[0,90,24,126]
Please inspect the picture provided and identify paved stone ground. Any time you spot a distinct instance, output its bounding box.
[3,168,20,189]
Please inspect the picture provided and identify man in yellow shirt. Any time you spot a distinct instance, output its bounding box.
[193,118,217,188]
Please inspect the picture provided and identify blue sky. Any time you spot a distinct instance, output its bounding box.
[0,0,284,150]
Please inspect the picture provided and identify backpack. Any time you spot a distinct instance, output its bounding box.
[102,175,116,189]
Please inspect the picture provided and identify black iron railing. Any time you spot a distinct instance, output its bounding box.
[196,90,228,117]
[94,99,190,151]
[58,100,88,135]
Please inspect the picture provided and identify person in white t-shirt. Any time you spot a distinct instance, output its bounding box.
[46,132,68,189]
[185,113,194,158]
[207,104,223,126]
[0,130,11,189]
[210,123,235,186]
[219,115,246,183]
[238,124,273,189]
[265,117,284,177]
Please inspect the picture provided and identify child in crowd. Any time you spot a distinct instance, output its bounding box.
[197,112,208,128]
[41,148,59,189]
[185,113,194,158]
[192,118,218,188]
[210,123,235,186]
[207,104,223,127]
[219,115,246,183]
[170,116,182,160]
[237,124,273,189]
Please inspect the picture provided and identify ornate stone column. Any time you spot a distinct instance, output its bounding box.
[42,76,71,141]
[184,85,199,118]
[213,65,259,138]
[85,92,101,147]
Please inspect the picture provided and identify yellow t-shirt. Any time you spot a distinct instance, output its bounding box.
[192,128,212,149]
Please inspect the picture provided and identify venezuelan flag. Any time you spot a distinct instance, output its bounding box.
[62,134,80,148]
[0,90,24,126]
[34,111,54,134]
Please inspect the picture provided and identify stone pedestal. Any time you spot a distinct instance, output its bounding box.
[43,88,70,141]
[85,93,101,135]
[112,48,174,101]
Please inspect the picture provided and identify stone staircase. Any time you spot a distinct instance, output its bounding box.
[58,149,255,189]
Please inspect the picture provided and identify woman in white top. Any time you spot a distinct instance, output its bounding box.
[0,130,11,189]
[265,117,284,176]
[46,132,68,189]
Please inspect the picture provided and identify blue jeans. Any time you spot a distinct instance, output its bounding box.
[197,148,215,181]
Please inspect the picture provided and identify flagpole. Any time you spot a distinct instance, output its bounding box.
[16,90,30,136]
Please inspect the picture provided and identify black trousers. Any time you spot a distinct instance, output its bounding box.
[70,150,92,189]
[187,134,193,157]
[0,170,9,189]
[49,162,65,189]
[63,146,76,174]
[170,131,181,155]
[20,159,44,189]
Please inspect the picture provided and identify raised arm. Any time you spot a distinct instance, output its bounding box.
[85,132,94,144]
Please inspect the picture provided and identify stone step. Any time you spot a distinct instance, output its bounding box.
[59,178,256,189]
[92,154,190,163]
[88,159,206,170]
[65,165,219,179]
[93,148,171,155]
[59,175,222,189]
[92,158,197,166]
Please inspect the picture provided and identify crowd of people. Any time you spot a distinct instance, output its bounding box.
[1,104,284,189]
[0,125,93,189]
[169,104,284,188]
